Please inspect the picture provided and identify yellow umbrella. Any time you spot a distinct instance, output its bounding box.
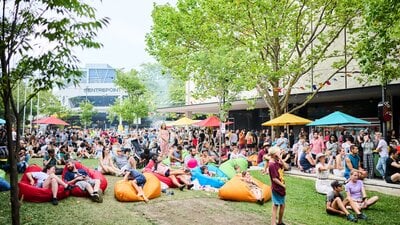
[170,117,198,126]
[262,113,312,126]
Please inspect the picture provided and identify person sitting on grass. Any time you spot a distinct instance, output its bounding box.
[152,154,194,191]
[26,165,74,205]
[64,160,103,203]
[326,180,366,223]
[123,169,149,203]
[241,170,264,205]
[385,147,400,184]
[344,145,367,180]
[98,147,123,176]
[315,153,334,195]
[43,148,63,175]
[113,147,137,171]
[345,170,379,210]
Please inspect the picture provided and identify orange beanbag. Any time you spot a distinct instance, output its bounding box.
[114,173,161,202]
[218,176,271,203]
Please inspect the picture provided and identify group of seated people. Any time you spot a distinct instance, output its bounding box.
[326,173,379,223]
[295,140,400,184]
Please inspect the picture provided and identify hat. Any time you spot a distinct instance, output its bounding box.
[268,146,280,156]
[316,153,326,161]
[263,142,271,147]
[331,180,343,188]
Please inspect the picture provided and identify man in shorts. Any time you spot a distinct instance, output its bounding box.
[64,160,103,203]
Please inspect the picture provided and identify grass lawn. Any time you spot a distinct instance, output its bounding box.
[0,158,398,225]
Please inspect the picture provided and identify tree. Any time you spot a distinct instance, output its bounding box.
[356,0,400,83]
[109,69,150,127]
[80,101,96,129]
[38,91,72,120]
[355,0,400,136]
[146,0,361,119]
[0,1,108,224]
[168,78,186,106]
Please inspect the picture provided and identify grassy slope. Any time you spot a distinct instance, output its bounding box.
[0,159,398,225]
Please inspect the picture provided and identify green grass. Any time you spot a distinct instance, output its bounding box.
[0,159,399,225]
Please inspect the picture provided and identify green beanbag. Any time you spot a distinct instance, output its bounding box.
[219,158,248,179]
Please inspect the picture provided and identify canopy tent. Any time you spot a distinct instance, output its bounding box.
[170,117,199,126]
[33,116,69,126]
[307,111,371,126]
[194,116,233,127]
[262,113,312,126]
[0,119,5,124]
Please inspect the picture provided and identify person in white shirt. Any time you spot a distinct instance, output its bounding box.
[26,165,73,205]
[374,132,389,178]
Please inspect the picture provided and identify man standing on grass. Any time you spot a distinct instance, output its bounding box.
[268,146,288,225]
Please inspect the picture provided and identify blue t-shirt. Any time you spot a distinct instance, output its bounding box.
[344,154,360,179]
[64,169,88,182]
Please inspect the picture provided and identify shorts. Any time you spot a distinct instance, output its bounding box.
[271,190,286,206]
[134,175,146,187]
[76,179,96,191]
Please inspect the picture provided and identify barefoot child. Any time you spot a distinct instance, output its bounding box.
[268,146,288,225]
[123,169,149,202]
[241,170,264,205]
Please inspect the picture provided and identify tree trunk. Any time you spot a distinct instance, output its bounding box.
[5,98,20,225]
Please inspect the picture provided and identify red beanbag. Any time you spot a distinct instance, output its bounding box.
[143,160,181,188]
[18,164,70,203]
[62,162,108,197]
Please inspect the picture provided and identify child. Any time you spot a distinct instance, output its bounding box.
[241,170,264,205]
[123,169,149,202]
[268,146,288,225]
[200,165,215,177]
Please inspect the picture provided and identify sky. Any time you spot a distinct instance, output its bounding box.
[74,0,176,71]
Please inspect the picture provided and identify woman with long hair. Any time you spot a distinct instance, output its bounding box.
[158,123,170,157]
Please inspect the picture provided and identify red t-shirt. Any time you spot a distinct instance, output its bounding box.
[268,160,286,196]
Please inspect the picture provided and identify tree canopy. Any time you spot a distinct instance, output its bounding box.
[356,0,400,84]
[146,0,361,118]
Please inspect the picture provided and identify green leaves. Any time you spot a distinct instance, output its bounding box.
[147,0,360,118]
[355,0,400,84]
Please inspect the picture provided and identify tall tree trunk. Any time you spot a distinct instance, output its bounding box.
[5,97,20,225]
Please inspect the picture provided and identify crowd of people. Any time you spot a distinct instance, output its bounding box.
[0,124,399,223]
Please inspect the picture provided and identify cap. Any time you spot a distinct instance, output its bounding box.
[331,180,343,188]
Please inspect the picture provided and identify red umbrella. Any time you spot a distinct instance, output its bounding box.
[33,116,69,126]
[194,116,233,127]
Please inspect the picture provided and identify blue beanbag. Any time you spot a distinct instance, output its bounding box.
[191,165,228,188]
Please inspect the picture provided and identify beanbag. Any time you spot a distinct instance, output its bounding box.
[143,160,182,188]
[114,173,161,202]
[218,176,271,203]
[247,155,258,166]
[0,169,5,179]
[219,158,248,179]
[18,164,69,202]
[191,165,228,188]
[62,162,108,197]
